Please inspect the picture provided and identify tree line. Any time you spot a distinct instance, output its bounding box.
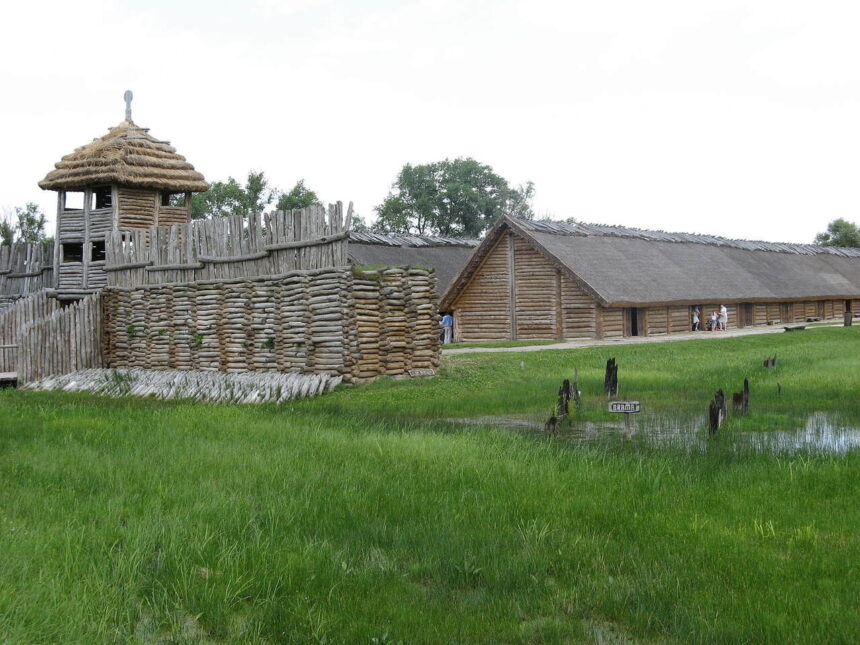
[2,157,859,245]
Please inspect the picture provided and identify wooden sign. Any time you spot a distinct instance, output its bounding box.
[608,401,640,413]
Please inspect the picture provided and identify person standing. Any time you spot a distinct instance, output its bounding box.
[710,311,718,331]
[719,304,728,331]
[692,307,700,331]
[441,312,454,344]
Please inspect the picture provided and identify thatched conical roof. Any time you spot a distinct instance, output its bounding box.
[39,120,209,193]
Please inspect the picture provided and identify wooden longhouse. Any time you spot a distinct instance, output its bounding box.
[38,93,208,300]
[441,216,860,342]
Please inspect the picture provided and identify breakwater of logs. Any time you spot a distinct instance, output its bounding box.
[17,294,102,383]
[101,265,440,382]
[21,368,340,404]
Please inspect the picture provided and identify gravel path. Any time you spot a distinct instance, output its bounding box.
[443,323,839,355]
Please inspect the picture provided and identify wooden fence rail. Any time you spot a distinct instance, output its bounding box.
[17,293,102,384]
[106,203,351,287]
[0,290,61,373]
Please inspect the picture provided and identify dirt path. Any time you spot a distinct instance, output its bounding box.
[443,323,839,355]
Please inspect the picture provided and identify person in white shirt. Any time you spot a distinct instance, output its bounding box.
[719,305,728,331]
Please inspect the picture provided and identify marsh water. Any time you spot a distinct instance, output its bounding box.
[451,411,860,455]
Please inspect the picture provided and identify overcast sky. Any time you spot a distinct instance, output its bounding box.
[1,0,859,242]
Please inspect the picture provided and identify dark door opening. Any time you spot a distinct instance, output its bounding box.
[626,307,641,337]
[847,300,853,313]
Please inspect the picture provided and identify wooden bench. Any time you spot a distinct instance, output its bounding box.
[784,325,806,332]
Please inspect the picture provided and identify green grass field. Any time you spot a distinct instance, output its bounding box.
[1,327,859,643]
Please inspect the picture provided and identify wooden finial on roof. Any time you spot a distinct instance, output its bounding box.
[123,90,133,122]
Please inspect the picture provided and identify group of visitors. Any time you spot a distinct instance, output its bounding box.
[692,305,728,332]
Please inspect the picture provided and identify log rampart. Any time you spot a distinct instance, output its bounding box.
[100,265,440,382]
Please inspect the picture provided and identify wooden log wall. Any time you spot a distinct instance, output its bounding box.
[451,234,511,341]
[105,203,351,288]
[117,188,158,228]
[101,265,439,382]
[561,274,598,339]
[17,294,102,383]
[512,236,557,339]
[668,306,689,333]
[0,290,61,373]
[600,308,625,339]
[0,243,55,303]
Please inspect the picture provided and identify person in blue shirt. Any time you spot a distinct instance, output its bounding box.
[441,312,454,344]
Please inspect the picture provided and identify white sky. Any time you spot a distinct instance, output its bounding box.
[1,0,859,242]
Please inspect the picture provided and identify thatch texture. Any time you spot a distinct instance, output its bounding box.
[443,216,860,308]
[39,120,209,192]
[348,232,478,294]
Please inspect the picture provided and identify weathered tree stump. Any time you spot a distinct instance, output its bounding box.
[731,378,749,415]
[604,358,618,399]
[557,379,571,417]
[763,355,777,368]
[709,389,726,435]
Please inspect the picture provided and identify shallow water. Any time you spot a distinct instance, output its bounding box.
[450,412,860,455]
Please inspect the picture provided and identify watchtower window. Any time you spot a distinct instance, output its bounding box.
[64,191,84,211]
[161,192,186,207]
[93,187,112,209]
[62,243,83,263]
[91,240,106,262]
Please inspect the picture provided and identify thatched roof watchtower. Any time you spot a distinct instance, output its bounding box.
[39,91,208,298]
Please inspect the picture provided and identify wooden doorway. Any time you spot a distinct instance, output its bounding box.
[739,303,753,327]
[625,308,644,337]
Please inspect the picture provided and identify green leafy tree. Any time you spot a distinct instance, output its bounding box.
[0,212,14,245]
[9,203,48,244]
[350,213,369,232]
[507,181,536,220]
[374,158,533,237]
[815,218,860,247]
[276,179,320,211]
[191,171,278,219]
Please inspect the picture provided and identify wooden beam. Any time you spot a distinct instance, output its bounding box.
[508,231,517,340]
[554,268,563,340]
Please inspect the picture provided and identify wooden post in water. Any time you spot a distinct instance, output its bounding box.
[709,389,726,435]
[604,358,618,399]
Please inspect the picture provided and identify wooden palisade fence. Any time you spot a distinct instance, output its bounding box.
[106,203,351,287]
[0,291,61,374]
[0,243,55,311]
[17,294,102,383]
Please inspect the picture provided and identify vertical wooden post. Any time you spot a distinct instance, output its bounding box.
[53,192,63,289]
[554,268,563,340]
[111,185,120,230]
[507,232,517,341]
[82,188,91,289]
[595,305,604,339]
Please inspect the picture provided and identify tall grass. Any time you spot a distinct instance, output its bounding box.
[1,327,859,643]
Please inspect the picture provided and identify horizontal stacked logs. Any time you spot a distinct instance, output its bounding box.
[101,266,441,382]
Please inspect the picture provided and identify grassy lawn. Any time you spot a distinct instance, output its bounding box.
[1,327,859,643]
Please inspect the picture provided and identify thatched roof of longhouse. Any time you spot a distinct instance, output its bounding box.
[348,232,478,293]
[39,120,209,193]
[442,216,860,308]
